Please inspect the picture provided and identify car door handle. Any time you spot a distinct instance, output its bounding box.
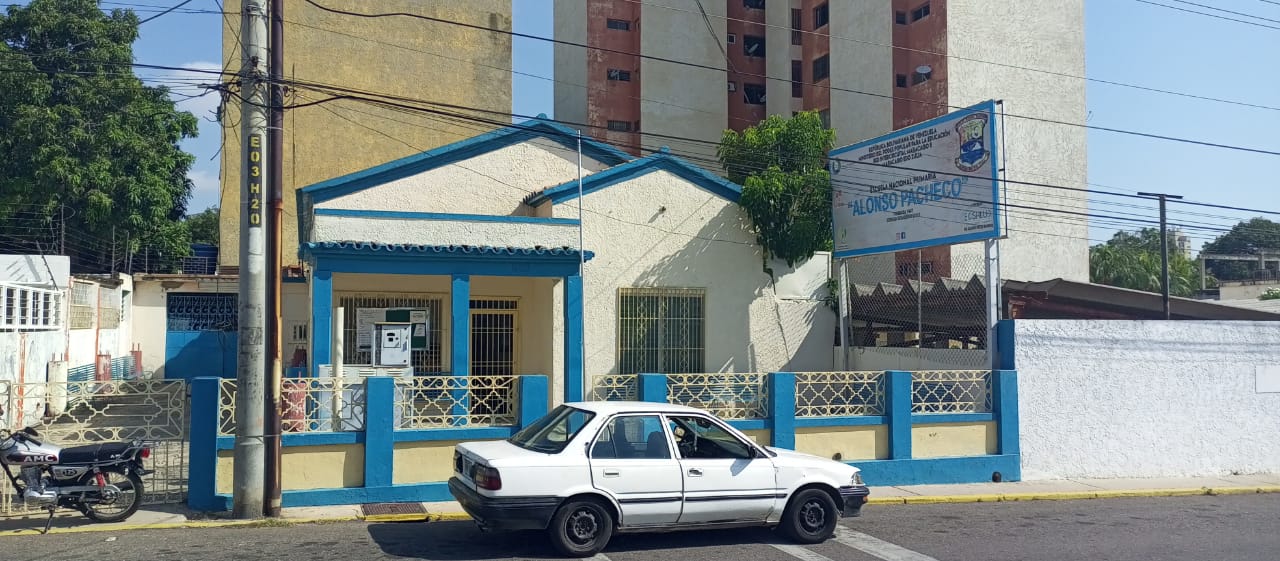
[687,468,703,477]
[603,469,620,477]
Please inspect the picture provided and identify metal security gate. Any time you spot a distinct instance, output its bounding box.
[165,293,238,379]
[0,379,188,517]
[337,292,445,375]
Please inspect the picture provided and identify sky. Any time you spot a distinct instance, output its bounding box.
[87,1,1280,250]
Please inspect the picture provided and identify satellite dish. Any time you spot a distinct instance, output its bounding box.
[915,65,932,75]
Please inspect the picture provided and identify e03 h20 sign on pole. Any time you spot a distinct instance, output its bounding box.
[829,100,1001,259]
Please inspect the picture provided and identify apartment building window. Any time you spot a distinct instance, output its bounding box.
[895,11,907,25]
[607,68,632,81]
[727,81,737,92]
[912,3,931,22]
[819,109,831,129]
[744,0,765,9]
[727,33,737,44]
[606,18,631,31]
[743,83,766,105]
[812,54,830,82]
[912,68,931,84]
[791,60,803,97]
[743,35,765,57]
[791,8,803,45]
[895,74,908,88]
[813,3,829,29]
[607,120,633,132]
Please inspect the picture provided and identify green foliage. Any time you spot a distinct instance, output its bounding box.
[1090,228,1200,297]
[1201,218,1280,281]
[717,112,836,267]
[0,0,198,270]
[1261,287,1280,301]
[185,207,220,246]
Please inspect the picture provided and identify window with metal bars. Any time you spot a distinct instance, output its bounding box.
[617,288,705,374]
[607,68,632,81]
[791,60,803,97]
[791,8,802,45]
[813,3,829,29]
[812,54,830,82]
[337,293,445,375]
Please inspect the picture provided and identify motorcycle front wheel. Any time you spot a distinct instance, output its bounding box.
[82,469,144,523]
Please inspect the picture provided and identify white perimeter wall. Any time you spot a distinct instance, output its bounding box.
[1015,319,1280,479]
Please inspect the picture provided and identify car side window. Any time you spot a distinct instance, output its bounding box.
[590,415,672,460]
[666,415,754,460]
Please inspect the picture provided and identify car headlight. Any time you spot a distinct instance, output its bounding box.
[852,472,864,486]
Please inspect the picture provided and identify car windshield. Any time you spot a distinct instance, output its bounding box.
[508,405,595,454]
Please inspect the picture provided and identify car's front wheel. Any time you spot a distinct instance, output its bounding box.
[780,488,839,544]
[548,498,614,558]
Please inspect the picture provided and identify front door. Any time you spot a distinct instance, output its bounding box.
[588,414,684,527]
[666,414,777,524]
[469,299,517,416]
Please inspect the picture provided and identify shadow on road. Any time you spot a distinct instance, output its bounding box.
[367,520,783,559]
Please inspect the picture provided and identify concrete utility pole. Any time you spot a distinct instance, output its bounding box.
[263,0,285,519]
[233,0,269,520]
[1139,192,1183,320]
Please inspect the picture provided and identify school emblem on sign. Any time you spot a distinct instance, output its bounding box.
[954,112,991,172]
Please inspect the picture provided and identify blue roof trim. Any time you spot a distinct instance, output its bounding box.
[297,115,632,204]
[526,152,742,206]
[302,241,594,261]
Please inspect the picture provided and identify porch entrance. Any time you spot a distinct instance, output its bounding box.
[470,299,517,415]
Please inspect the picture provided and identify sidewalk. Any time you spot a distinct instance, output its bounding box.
[3,474,1277,536]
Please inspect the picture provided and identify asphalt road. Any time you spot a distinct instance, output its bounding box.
[4,495,1277,561]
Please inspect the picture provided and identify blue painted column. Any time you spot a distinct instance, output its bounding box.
[992,370,1020,456]
[450,274,470,421]
[637,373,668,403]
[311,269,333,378]
[518,375,550,428]
[363,376,396,488]
[885,370,913,460]
[996,319,1016,371]
[768,372,796,450]
[188,377,220,511]
[563,274,584,403]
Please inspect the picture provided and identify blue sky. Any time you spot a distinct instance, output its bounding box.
[116,1,1279,249]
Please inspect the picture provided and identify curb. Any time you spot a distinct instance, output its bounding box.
[868,486,1280,506]
[0,516,356,537]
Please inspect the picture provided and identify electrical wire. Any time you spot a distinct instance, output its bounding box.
[1133,0,1280,30]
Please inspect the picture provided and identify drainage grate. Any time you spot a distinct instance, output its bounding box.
[362,503,428,517]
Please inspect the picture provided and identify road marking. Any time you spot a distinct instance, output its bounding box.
[833,527,941,561]
[588,554,612,561]
[769,543,839,561]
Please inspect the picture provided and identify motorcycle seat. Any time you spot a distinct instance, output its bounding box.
[57,442,135,464]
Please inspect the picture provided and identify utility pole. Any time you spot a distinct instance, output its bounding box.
[1139,192,1183,320]
[263,0,285,519]
[233,0,269,520]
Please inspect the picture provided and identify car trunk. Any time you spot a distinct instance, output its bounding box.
[453,440,553,491]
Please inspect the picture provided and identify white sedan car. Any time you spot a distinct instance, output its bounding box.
[448,401,870,557]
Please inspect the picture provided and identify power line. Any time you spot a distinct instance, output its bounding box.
[1134,0,1280,29]
[136,0,197,24]
[617,0,1280,113]
[1160,0,1280,23]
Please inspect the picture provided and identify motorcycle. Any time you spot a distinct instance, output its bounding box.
[0,426,152,533]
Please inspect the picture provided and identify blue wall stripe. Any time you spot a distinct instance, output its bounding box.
[994,370,1020,456]
[726,419,769,431]
[767,373,796,450]
[392,427,518,443]
[637,373,667,403]
[794,415,890,428]
[886,371,913,460]
[997,319,1016,371]
[910,413,996,424]
[851,454,1019,487]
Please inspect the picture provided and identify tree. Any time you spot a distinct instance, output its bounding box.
[1200,218,1280,281]
[0,0,198,272]
[185,207,220,246]
[717,111,835,267]
[1089,228,1197,297]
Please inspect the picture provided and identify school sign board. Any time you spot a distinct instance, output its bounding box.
[829,100,1001,259]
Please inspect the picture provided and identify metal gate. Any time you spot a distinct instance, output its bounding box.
[165,293,238,379]
[0,379,188,517]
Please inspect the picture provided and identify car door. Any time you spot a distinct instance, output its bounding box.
[666,414,777,524]
[588,414,684,527]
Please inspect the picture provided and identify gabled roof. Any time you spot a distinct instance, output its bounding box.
[296,115,633,205]
[524,148,742,206]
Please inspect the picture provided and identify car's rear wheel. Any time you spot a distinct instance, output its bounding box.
[780,488,839,544]
[548,498,614,558]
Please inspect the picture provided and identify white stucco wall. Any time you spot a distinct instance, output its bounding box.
[317,137,613,216]
[0,331,62,386]
[947,0,1089,283]
[1015,320,1280,480]
[312,214,580,249]
[552,168,834,376]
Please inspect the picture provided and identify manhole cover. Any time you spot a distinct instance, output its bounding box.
[361,502,427,521]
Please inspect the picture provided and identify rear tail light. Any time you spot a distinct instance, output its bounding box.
[472,464,502,491]
[140,447,151,459]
